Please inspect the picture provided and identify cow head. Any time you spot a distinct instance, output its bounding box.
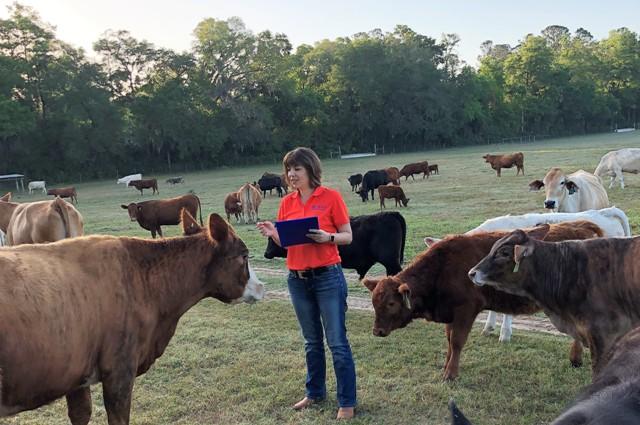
[401,198,410,207]
[482,154,489,162]
[121,203,141,221]
[468,224,550,296]
[530,168,579,211]
[264,237,287,259]
[181,209,264,304]
[357,189,368,202]
[363,276,414,336]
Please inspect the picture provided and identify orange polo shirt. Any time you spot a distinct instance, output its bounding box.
[277,186,350,270]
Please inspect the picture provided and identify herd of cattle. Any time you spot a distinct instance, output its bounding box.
[1,146,640,423]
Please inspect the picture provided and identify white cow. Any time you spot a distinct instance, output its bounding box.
[594,148,640,189]
[424,206,631,342]
[116,173,142,187]
[28,181,47,195]
[529,168,609,212]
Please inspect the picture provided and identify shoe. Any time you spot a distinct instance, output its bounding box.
[292,397,320,411]
[336,407,355,420]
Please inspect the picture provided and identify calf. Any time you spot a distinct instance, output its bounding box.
[469,226,640,375]
[529,168,608,212]
[7,197,84,245]
[165,176,184,185]
[348,173,363,192]
[358,170,390,201]
[28,180,46,194]
[265,211,406,279]
[399,161,429,181]
[428,164,439,175]
[121,193,202,238]
[483,152,524,177]
[594,147,640,189]
[385,167,401,185]
[129,178,158,195]
[364,221,602,381]
[378,185,409,209]
[47,187,78,204]
[0,210,263,424]
[224,191,242,222]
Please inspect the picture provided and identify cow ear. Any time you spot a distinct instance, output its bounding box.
[181,208,201,235]
[207,213,232,243]
[513,244,534,272]
[120,204,128,209]
[525,223,550,241]
[528,180,544,191]
[398,283,412,310]
[423,236,441,248]
[362,278,378,292]
[566,181,579,195]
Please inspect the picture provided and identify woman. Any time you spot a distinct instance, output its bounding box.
[257,147,356,420]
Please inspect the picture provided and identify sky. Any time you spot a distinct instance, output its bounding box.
[1,0,638,67]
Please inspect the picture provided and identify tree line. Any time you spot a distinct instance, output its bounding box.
[1,4,638,181]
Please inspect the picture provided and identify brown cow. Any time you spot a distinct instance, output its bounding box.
[0,210,264,424]
[0,192,11,202]
[378,185,410,209]
[399,161,429,181]
[224,192,242,222]
[238,182,262,224]
[121,193,202,238]
[128,178,158,196]
[363,220,603,381]
[384,167,401,185]
[469,225,640,376]
[428,164,439,175]
[483,152,524,177]
[47,186,78,204]
[7,197,84,246]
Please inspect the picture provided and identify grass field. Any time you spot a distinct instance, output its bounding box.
[2,131,639,424]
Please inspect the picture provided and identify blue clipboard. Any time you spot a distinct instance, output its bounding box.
[275,216,320,248]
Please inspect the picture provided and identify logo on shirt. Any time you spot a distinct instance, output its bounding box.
[311,204,328,211]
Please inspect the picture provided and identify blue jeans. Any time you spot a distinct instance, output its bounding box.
[287,264,357,408]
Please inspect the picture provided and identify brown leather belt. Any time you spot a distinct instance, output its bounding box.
[290,264,339,279]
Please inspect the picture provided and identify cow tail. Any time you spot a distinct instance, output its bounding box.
[197,195,203,225]
[397,212,407,265]
[53,196,71,238]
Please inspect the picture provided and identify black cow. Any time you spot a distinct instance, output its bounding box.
[264,211,406,279]
[257,173,284,197]
[358,170,390,201]
[347,174,363,192]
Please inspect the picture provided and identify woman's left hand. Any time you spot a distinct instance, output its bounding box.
[306,228,331,243]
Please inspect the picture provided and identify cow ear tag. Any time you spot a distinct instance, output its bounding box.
[402,291,412,310]
[513,245,528,272]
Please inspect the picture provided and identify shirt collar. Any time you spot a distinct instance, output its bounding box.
[292,186,325,198]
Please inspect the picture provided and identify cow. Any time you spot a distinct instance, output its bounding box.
[399,161,430,181]
[128,178,158,196]
[224,192,242,222]
[348,173,363,192]
[6,197,84,246]
[265,211,406,279]
[165,176,184,185]
[47,187,78,204]
[121,193,202,239]
[550,326,640,425]
[28,180,46,194]
[428,164,439,175]
[594,148,640,189]
[462,206,631,342]
[117,173,142,186]
[468,225,640,375]
[358,170,391,201]
[528,168,608,212]
[385,167,401,185]
[0,192,11,202]
[378,185,409,209]
[238,182,262,224]
[483,152,524,177]
[257,172,283,197]
[364,220,603,381]
[0,209,264,424]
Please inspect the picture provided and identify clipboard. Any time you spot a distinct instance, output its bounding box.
[275,216,320,248]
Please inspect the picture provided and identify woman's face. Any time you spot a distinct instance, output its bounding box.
[287,164,310,190]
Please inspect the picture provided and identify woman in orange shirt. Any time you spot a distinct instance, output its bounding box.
[257,147,356,420]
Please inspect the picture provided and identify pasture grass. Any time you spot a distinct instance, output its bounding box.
[2,131,639,424]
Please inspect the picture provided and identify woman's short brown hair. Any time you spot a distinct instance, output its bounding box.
[283,147,322,189]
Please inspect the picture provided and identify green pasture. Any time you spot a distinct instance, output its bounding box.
[2,131,640,424]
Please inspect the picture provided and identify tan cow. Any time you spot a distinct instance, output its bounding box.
[529,168,609,212]
[483,152,524,177]
[6,197,84,246]
[0,210,264,424]
[238,182,262,224]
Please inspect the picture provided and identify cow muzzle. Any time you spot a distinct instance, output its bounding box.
[242,265,265,304]
[468,269,486,287]
[373,327,390,337]
[544,200,556,209]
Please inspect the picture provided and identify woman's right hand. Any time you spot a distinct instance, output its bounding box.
[256,221,276,238]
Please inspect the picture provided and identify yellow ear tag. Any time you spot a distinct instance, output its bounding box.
[402,292,412,310]
[513,262,520,273]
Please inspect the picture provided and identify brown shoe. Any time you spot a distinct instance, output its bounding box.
[336,407,355,420]
[292,397,320,411]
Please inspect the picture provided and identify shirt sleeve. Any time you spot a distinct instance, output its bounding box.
[332,192,350,227]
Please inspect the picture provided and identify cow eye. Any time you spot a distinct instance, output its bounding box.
[560,181,565,185]
[388,301,396,308]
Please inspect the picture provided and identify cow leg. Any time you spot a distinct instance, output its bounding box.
[443,314,475,381]
[569,339,583,368]
[498,314,513,342]
[157,227,163,238]
[481,311,496,335]
[444,324,453,372]
[66,387,92,425]
[151,229,157,238]
[496,168,501,177]
[102,372,135,425]
[615,168,624,189]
